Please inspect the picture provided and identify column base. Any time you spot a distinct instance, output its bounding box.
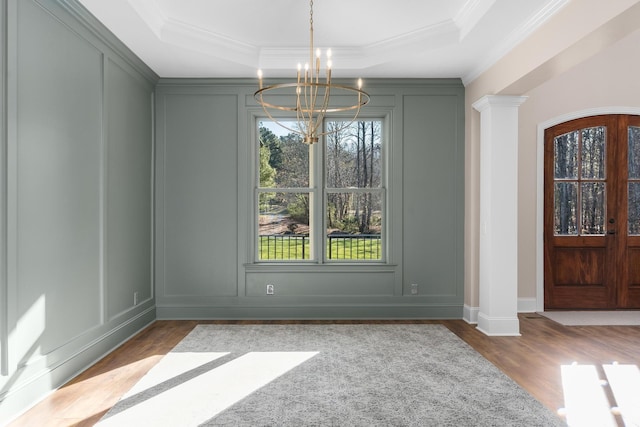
[476,313,521,336]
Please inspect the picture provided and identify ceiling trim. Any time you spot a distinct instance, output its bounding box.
[162,17,259,67]
[259,19,461,72]
[455,0,497,41]
[127,0,165,38]
[107,0,569,79]
[462,0,570,85]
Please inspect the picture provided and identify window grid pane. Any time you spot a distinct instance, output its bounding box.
[258,191,310,260]
[326,191,382,261]
[554,182,578,235]
[629,126,640,179]
[259,122,309,189]
[580,182,605,235]
[629,183,640,236]
[628,126,640,236]
[325,121,382,189]
[554,131,578,179]
[581,127,606,179]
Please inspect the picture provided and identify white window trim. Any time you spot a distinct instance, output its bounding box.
[252,115,389,265]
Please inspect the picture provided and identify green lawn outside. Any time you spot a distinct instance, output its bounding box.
[259,235,381,260]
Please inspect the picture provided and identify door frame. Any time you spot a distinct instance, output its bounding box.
[536,107,640,311]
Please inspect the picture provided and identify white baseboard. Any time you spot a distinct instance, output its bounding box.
[476,313,521,336]
[517,297,537,313]
[0,308,155,424]
[463,304,479,324]
[464,298,538,325]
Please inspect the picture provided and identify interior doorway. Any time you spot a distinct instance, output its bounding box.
[544,115,640,309]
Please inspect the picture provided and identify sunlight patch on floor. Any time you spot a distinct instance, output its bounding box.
[121,352,230,398]
[603,363,640,427]
[96,351,318,426]
[560,363,640,427]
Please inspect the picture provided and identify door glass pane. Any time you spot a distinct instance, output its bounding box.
[630,183,640,236]
[629,126,640,179]
[259,192,310,260]
[581,182,605,235]
[581,127,606,179]
[554,182,578,235]
[554,131,578,179]
[326,192,382,260]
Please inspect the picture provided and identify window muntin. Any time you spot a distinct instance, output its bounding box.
[256,119,385,262]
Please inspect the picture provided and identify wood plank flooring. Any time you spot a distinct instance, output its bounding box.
[7,314,640,426]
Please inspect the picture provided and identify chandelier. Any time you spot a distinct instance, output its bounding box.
[254,0,370,144]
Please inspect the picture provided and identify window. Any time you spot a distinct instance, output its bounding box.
[553,126,606,235]
[257,119,385,262]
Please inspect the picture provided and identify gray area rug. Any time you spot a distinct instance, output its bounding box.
[98,324,564,426]
[539,310,640,326]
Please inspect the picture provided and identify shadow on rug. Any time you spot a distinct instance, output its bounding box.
[98,324,564,426]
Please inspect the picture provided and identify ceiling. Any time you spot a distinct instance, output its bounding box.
[77,0,568,84]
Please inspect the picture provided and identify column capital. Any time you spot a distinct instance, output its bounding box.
[472,95,528,112]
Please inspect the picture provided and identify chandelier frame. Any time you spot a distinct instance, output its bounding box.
[254,0,370,144]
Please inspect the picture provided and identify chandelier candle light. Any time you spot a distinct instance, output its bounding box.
[255,0,370,144]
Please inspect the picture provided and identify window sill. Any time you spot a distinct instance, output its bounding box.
[243,263,398,274]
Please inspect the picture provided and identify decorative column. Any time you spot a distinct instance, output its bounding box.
[472,95,527,336]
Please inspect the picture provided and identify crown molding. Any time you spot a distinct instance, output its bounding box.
[462,0,569,85]
[161,17,259,68]
[455,0,497,41]
[128,0,464,73]
[126,0,166,39]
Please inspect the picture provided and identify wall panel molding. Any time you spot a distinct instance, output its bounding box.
[155,79,465,319]
[0,0,156,422]
[0,0,9,376]
[41,0,158,83]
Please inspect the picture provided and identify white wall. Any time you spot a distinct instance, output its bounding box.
[465,0,640,310]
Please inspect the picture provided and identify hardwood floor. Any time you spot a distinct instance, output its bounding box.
[7,315,640,426]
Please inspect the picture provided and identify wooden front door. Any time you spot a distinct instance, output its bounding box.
[544,115,640,309]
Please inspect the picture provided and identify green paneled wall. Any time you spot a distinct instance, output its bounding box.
[403,95,464,298]
[160,93,238,297]
[155,80,465,319]
[0,0,157,422]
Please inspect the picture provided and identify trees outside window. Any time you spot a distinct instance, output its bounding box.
[257,119,384,261]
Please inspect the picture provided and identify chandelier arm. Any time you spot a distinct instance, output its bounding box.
[311,80,320,136]
[306,79,318,139]
[258,95,304,136]
[300,85,308,138]
[296,85,305,136]
[315,97,364,139]
[311,78,331,139]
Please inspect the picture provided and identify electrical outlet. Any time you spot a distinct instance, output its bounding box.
[133,291,139,305]
[410,283,418,295]
[266,284,275,295]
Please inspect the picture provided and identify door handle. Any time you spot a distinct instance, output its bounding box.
[607,230,616,235]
